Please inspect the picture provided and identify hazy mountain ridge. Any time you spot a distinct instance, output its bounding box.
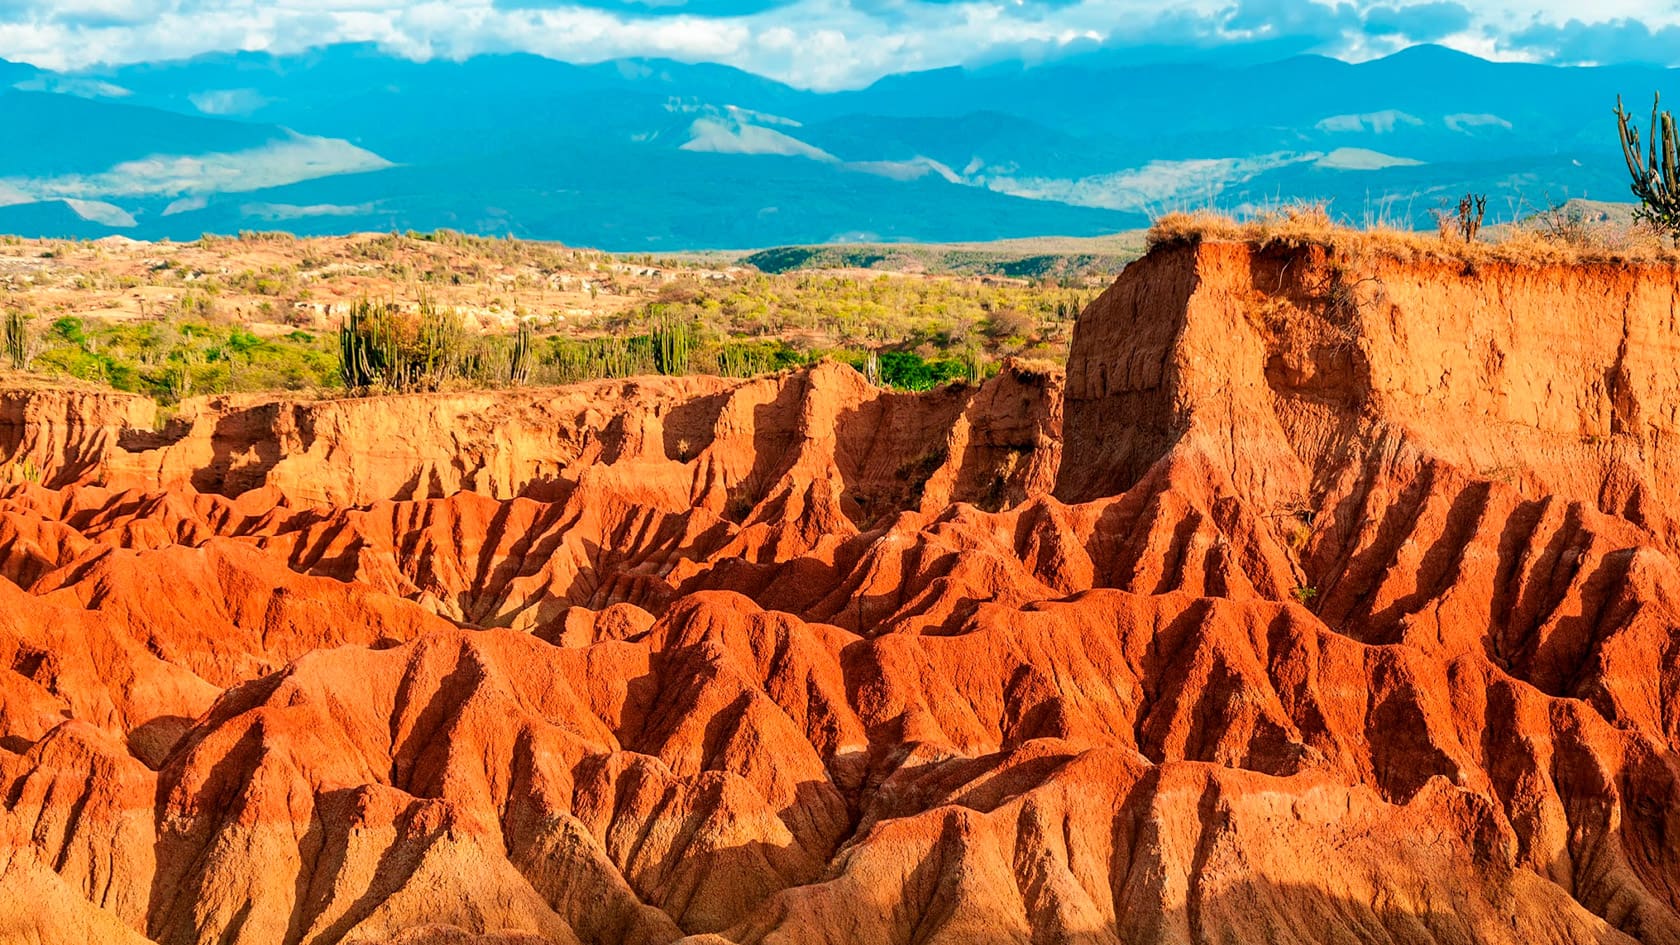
[0,43,1670,247]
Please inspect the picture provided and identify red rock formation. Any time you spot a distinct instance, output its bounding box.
[3,245,1680,944]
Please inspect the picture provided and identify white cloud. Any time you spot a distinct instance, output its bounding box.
[65,199,137,227]
[665,102,803,126]
[188,88,271,115]
[973,151,1316,211]
[10,75,131,98]
[1443,112,1512,131]
[0,0,1674,91]
[0,133,391,200]
[240,201,378,220]
[1314,147,1424,169]
[1315,110,1424,133]
[0,182,32,207]
[679,116,835,158]
[162,195,208,215]
[846,157,963,182]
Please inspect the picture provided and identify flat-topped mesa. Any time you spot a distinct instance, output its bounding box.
[1060,236,1680,543]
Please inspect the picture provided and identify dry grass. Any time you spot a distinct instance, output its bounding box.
[1147,203,1680,268]
[999,355,1060,382]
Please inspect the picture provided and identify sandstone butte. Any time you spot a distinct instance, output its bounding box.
[4,234,1680,944]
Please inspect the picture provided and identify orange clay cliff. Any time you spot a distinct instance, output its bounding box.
[4,235,1680,944]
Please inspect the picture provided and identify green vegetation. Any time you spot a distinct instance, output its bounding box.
[858,349,979,391]
[1617,94,1680,238]
[339,298,568,394]
[2,283,1077,401]
[651,312,694,376]
[0,457,39,485]
[0,227,1111,402]
[621,270,1089,363]
[28,316,339,401]
[338,298,466,394]
[529,323,993,392]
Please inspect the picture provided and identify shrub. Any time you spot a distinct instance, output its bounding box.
[339,298,466,394]
[1433,193,1487,243]
[982,308,1035,347]
[874,350,972,391]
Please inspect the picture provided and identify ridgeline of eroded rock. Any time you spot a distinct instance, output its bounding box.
[4,238,1680,944]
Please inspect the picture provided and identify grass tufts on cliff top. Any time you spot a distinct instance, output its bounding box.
[1149,202,1680,267]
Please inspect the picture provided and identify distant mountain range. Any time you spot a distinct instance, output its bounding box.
[0,43,1672,248]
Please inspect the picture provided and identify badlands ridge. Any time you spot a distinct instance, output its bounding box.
[4,236,1680,943]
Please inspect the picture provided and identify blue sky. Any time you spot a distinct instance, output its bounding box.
[0,0,1675,89]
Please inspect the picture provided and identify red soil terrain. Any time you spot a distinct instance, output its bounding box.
[3,237,1680,944]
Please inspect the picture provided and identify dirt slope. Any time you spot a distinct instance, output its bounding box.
[3,238,1680,944]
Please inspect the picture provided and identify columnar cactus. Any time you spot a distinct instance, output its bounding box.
[508,321,532,386]
[1617,94,1680,237]
[653,314,692,376]
[5,308,30,371]
[339,301,378,390]
[339,298,466,393]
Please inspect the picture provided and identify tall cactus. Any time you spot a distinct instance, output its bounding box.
[963,346,985,386]
[413,299,464,391]
[4,308,31,372]
[719,346,742,378]
[652,314,692,376]
[339,301,378,390]
[508,321,532,386]
[605,337,641,378]
[1617,94,1680,237]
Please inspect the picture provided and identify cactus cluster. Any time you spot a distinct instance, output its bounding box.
[1616,94,1680,238]
[166,348,200,401]
[4,308,31,372]
[717,346,752,378]
[338,301,379,390]
[710,343,787,378]
[598,338,643,379]
[549,337,647,384]
[338,298,465,394]
[333,297,995,393]
[963,346,985,386]
[508,320,533,386]
[0,457,39,485]
[652,314,693,376]
[464,320,535,388]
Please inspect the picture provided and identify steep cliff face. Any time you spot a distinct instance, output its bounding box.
[0,361,1061,512]
[4,243,1680,945]
[1061,239,1680,536]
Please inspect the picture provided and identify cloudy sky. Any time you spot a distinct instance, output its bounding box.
[0,0,1675,89]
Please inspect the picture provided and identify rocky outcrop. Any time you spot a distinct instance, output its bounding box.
[4,243,1680,944]
[0,362,1060,511]
[1060,239,1680,536]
